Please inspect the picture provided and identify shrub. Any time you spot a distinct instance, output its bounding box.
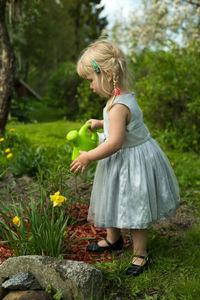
[75,80,104,121]
[0,128,47,177]
[10,143,47,177]
[131,45,200,152]
[10,93,36,123]
[47,61,81,120]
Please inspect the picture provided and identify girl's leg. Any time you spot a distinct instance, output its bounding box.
[130,229,148,265]
[98,227,121,246]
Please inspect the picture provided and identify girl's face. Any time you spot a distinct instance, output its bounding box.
[87,72,112,98]
[87,73,102,97]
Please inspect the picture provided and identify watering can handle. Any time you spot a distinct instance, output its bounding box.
[79,123,98,141]
[79,123,91,135]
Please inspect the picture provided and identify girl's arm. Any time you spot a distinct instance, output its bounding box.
[70,104,129,174]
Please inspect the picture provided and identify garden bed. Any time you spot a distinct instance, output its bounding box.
[0,202,131,265]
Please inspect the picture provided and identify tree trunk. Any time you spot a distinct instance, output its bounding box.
[0,0,15,133]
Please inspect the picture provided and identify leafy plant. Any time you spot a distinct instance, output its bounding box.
[131,45,200,153]
[0,128,31,174]
[10,93,36,123]
[9,143,47,177]
[36,164,73,200]
[0,190,86,258]
[0,128,29,150]
[47,61,81,119]
[53,291,63,300]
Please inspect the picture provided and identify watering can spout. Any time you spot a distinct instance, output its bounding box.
[66,123,99,160]
[66,130,79,147]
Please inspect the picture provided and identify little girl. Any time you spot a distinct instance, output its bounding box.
[70,39,180,276]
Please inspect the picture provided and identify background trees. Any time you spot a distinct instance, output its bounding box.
[0,0,15,132]
[1,0,199,152]
[9,0,107,94]
[111,0,200,152]
[112,0,200,53]
[0,0,107,130]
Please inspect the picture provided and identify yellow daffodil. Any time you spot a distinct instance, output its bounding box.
[152,235,156,240]
[9,128,16,132]
[7,153,13,159]
[13,216,21,227]
[171,162,175,167]
[5,148,10,153]
[0,137,5,142]
[33,144,38,147]
[50,191,66,207]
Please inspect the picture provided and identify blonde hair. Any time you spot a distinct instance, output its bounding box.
[77,39,129,110]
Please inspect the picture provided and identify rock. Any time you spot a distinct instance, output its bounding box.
[2,290,53,300]
[2,271,41,290]
[0,256,104,300]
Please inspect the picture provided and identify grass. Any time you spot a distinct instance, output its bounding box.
[3,119,200,299]
[6,119,81,147]
[98,225,200,300]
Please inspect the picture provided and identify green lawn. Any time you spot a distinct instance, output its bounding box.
[6,120,81,147]
[3,120,200,300]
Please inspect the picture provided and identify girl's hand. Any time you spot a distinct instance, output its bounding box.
[86,119,103,131]
[70,151,91,174]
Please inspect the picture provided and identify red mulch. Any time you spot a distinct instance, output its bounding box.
[0,203,131,265]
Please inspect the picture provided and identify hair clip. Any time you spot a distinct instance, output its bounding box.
[114,88,120,96]
[92,60,101,74]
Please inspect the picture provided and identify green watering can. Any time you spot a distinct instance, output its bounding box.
[66,123,99,161]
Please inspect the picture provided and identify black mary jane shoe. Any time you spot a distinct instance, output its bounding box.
[86,236,123,253]
[126,254,151,277]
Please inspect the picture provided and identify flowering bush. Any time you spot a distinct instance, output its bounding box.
[0,128,48,177]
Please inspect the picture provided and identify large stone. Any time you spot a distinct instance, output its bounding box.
[2,271,41,290]
[2,290,53,300]
[0,256,104,300]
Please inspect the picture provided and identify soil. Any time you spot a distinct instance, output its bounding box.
[0,174,198,265]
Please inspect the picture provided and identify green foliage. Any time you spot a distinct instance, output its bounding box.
[131,45,200,152]
[0,128,47,177]
[0,128,29,173]
[10,93,36,123]
[53,291,63,300]
[8,0,107,95]
[75,80,104,121]
[0,190,79,257]
[47,61,81,119]
[0,128,28,150]
[164,150,200,188]
[36,164,72,197]
[10,143,47,177]
[26,100,67,123]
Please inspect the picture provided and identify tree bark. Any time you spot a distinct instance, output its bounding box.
[0,0,15,132]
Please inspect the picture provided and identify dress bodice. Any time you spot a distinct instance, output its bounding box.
[103,93,151,147]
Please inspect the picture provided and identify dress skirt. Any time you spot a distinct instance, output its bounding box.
[87,138,180,229]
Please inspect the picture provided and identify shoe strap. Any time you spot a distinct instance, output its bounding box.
[104,238,112,247]
[134,254,146,259]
